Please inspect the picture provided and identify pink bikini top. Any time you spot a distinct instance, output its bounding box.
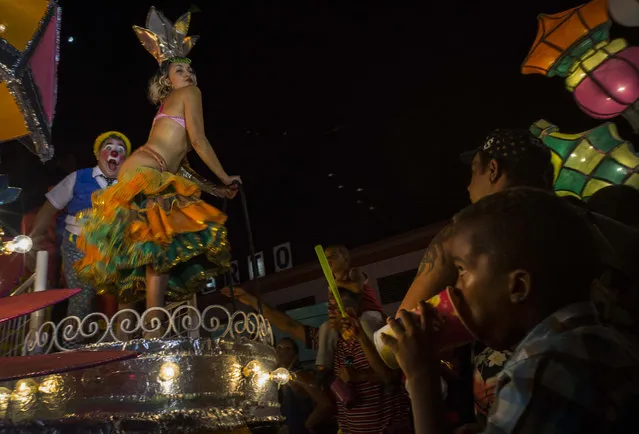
[154,103,186,128]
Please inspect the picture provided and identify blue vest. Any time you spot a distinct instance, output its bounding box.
[66,168,102,216]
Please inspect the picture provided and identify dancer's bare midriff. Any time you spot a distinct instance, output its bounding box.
[120,94,190,176]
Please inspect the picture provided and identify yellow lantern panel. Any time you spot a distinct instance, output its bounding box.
[582,178,613,198]
[0,0,49,52]
[0,83,28,140]
[550,151,564,183]
[625,173,639,189]
[564,141,605,173]
[556,190,582,199]
[611,143,639,167]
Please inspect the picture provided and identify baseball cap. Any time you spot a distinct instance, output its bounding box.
[460,128,550,165]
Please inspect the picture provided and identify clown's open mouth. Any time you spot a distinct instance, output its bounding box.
[107,158,119,171]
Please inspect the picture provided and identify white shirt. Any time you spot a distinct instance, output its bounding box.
[45,166,116,235]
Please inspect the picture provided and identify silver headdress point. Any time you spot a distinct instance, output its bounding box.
[133,6,199,65]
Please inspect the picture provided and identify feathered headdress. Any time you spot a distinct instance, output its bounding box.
[133,6,199,65]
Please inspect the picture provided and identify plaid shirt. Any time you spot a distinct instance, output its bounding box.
[485,302,639,434]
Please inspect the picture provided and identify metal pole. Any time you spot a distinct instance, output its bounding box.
[27,250,48,354]
[237,184,263,315]
[221,198,237,312]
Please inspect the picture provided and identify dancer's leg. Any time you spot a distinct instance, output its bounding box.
[145,266,169,339]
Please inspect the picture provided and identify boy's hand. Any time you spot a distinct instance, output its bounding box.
[381,300,439,380]
[336,308,361,341]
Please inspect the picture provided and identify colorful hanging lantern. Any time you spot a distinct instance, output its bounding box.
[0,0,61,162]
[530,119,639,200]
[522,0,639,132]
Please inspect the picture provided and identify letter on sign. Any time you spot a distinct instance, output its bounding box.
[247,252,265,280]
[230,260,240,284]
[273,242,292,272]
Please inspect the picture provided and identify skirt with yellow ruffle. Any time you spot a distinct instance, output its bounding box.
[73,167,231,304]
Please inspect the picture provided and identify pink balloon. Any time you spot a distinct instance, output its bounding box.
[574,47,639,119]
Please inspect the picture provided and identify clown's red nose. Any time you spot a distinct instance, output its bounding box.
[110,150,119,157]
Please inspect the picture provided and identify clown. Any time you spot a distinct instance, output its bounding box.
[30,131,131,318]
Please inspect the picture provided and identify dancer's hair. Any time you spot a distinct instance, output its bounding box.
[148,62,173,106]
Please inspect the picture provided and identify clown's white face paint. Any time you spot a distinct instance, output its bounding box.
[98,138,127,179]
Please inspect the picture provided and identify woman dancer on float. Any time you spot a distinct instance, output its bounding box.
[74,7,239,337]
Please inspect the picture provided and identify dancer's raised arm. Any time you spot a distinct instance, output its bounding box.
[183,86,240,186]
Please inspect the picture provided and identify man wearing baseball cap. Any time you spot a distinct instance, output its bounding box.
[460,128,554,203]
[400,128,555,315]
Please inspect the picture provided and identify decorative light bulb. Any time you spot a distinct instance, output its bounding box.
[0,387,11,410]
[158,361,180,382]
[38,375,62,394]
[14,379,37,396]
[270,367,291,385]
[7,235,33,254]
[242,360,263,378]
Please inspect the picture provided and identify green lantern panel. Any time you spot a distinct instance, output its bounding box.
[593,159,631,184]
[555,168,588,195]
[531,119,639,200]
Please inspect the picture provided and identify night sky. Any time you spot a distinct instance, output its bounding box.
[1,0,637,274]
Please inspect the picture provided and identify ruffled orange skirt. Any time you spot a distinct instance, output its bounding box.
[74,167,231,304]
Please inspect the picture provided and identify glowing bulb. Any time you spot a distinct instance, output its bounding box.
[270,367,291,385]
[7,235,32,254]
[67,36,74,43]
[0,24,6,33]
[158,361,180,382]
[15,379,37,396]
[38,376,61,394]
[256,371,270,387]
[0,387,10,410]
[242,360,263,378]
